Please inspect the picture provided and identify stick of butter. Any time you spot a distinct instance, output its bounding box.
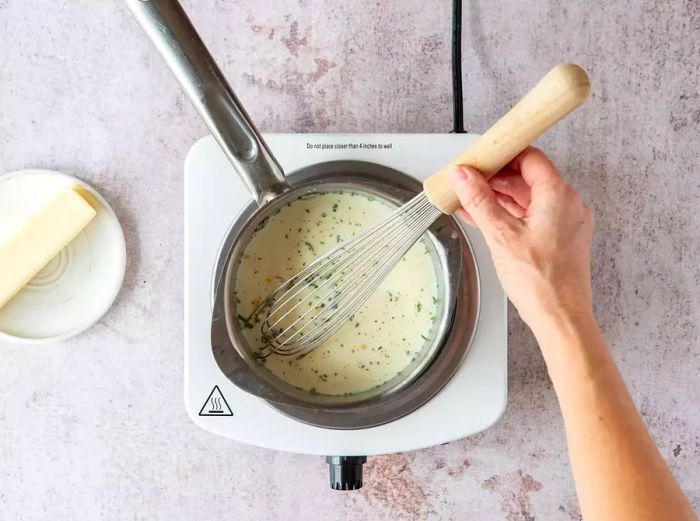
[0,186,97,310]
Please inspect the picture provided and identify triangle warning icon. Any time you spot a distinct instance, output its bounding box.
[198,385,233,416]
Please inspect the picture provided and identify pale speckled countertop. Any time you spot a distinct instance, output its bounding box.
[1,1,698,520]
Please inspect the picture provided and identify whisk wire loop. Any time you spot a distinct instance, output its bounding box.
[254,192,442,356]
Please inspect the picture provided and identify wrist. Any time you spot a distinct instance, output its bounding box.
[508,272,593,334]
[526,303,597,341]
[524,305,613,385]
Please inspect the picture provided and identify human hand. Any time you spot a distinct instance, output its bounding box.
[450,148,594,331]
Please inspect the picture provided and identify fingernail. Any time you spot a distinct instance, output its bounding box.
[452,165,480,180]
[450,166,469,183]
[461,166,480,179]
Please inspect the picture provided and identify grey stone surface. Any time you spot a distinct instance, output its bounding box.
[1,0,698,519]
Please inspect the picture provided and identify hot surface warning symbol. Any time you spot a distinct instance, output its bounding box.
[198,385,233,416]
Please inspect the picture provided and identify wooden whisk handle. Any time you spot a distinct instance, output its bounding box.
[424,63,591,214]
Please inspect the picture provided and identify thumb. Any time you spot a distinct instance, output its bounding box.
[449,166,519,235]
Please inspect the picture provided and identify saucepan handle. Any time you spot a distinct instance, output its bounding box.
[123,0,288,204]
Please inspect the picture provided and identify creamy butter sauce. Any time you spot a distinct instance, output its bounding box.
[234,191,439,396]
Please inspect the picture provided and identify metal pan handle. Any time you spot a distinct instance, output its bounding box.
[123,0,288,204]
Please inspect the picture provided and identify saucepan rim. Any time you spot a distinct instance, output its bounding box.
[210,160,481,429]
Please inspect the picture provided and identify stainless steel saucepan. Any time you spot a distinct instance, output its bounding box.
[124,0,480,430]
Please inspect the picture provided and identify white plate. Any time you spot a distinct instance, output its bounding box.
[0,170,126,343]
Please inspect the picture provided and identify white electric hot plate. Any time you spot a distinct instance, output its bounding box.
[184,134,507,456]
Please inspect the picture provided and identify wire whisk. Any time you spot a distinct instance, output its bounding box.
[253,192,442,357]
[251,63,591,357]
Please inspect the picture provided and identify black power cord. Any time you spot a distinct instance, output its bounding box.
[451,0,465,133]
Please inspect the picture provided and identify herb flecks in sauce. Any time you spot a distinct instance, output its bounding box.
[234,191,439,396]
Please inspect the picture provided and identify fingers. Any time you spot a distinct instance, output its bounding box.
[489,168,531,208]
[461,168,529,225]
[457,208,476,227]
[459,193,526,227]
[508,147,562,188]
[495,193,526,218]
[449,166,520,236]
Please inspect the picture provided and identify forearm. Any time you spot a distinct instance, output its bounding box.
[530,310,696,521]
